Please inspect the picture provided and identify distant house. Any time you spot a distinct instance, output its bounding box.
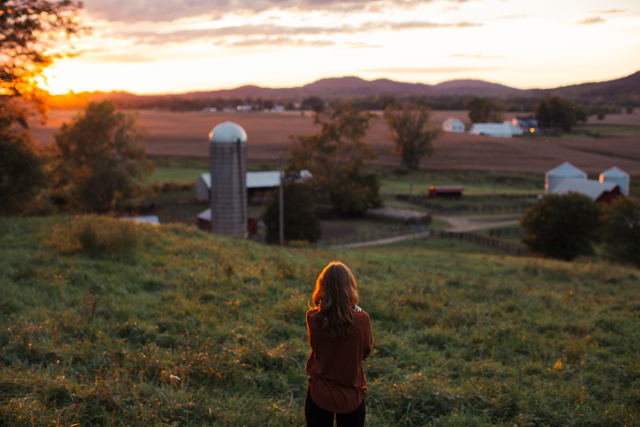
[512,116,539,134]
[551,178,622,204]
[442,118,465,133]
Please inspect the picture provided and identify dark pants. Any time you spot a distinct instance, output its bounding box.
[305,387,366,427]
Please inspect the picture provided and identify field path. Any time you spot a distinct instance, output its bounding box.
[330,214,519,249]
[434,214,520,232]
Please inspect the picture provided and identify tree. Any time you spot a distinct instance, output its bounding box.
[534,95,586,132]
[288,102,382,216]
[0,0,84,213]
[465,97,506,123]
[301,96,325,113]
[601,197,640,266]
[385,102,440,169]
[47,100,154,212]
[262,176,322,244]
[520,193,601,261]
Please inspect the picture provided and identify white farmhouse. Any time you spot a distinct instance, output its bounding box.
[442,118,465,133]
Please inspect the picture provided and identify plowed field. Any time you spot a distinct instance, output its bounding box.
[31,109,640,176]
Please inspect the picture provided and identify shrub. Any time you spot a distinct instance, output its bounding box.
[263,179,322,244]
[520,193,601,260]
[601,197,640,266]
[47,215,138,255]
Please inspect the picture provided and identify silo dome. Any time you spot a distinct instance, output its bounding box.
[600,167,630,196]
[209,122,248,144]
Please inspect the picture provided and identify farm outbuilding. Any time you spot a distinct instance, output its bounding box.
[600,167,630,196]
[442,118,465,133]
[551,179,622,204]
[545,162,587,193]
[197,170,312,204]
[469,123,514,138]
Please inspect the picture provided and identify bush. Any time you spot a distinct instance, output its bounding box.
[263,180,322,244]
[47,215,139,255]
[601,197,640,266]
[520,193,601,260]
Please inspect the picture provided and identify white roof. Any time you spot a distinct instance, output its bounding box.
[197,209,211,221]
[551,178,619,201]
[198,170,312,189]
[600,166,630,178]
[443,117,463,124]
[246,171,280,188]
[119,216,160,225]
[209,121,247,144]
[469,123,513,137]
[547,162,587,178]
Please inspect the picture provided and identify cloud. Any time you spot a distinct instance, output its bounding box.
[84,53,157,63]
[344,42,382,49]
[120,20,483,46]
[448,53,504,59]
[227,37,335,47]
[366,66,500,73]
[82,0,475,23]
[588,9,626,14]
[576,16,606,25]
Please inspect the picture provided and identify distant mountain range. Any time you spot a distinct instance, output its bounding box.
[49,71,640,110]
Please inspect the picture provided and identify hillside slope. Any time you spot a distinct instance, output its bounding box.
[1,217,639,426]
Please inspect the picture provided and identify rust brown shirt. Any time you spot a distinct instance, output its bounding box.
[305,309,373,414]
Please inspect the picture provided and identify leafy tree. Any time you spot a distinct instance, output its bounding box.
[301,96,325,113]
[288,102,382,216]
[601,197,640,266]
[520,193,601,261]
[384,102,440,169]
[465,97,506,123]
[0,0,84,212]
[535,95,586,132]
[262,176,321,244]
[47,100,154,213]
[0,125,45,213]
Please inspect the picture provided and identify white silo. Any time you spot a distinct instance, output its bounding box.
[209,122,247,238]
[600,167,630,196]
[545,162,587,193]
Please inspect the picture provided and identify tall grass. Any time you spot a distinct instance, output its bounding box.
[1,216,639,426]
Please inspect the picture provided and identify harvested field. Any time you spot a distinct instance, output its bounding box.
[31,109,640,176]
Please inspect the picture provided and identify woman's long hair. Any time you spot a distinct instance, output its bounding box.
[311,262,359,339]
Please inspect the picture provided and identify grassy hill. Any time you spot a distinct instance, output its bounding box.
[1,216,639,426]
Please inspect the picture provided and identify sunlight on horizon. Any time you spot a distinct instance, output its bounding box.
[41,0,640,95]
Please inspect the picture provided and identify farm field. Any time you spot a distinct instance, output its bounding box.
[31,110,640,176]
[1,216,639,426]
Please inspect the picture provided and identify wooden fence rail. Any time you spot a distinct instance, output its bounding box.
[395,195,537,214]
[430,229,529,256]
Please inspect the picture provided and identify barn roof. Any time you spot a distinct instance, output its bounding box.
[443,117,463,124]
[198,170,312,189]
[551,178,619,201]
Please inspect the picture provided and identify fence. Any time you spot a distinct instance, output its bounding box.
[488,227,525,238]
[395,194,538,214]
[430,229,529,256]
[317,225,427,247]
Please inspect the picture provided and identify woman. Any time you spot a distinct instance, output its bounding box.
[305,262,373,427]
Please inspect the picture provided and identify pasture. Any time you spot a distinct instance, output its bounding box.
[31,110,640,176]
[1,216,640,426]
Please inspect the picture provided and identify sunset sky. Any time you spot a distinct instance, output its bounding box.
[42,0,640,95]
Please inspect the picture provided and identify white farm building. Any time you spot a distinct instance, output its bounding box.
[442,118,465,133]
[469,122,523,138]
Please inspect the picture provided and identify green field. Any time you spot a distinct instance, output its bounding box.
[1,216,639,426]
